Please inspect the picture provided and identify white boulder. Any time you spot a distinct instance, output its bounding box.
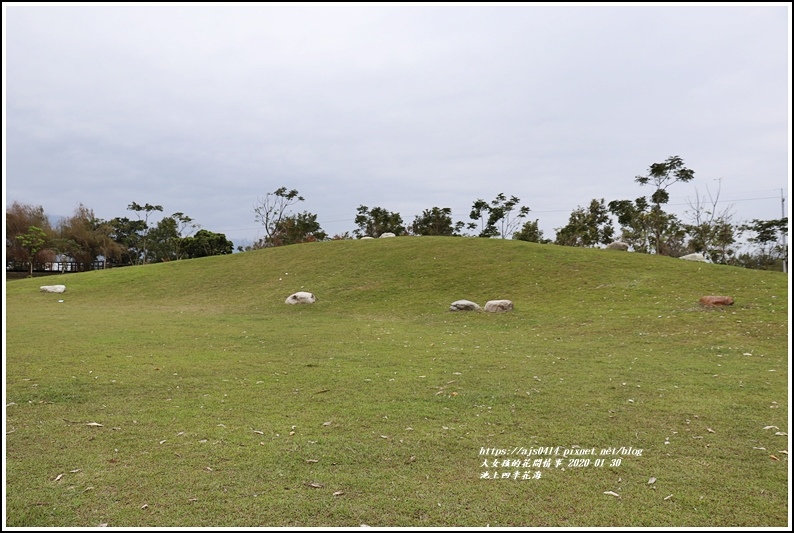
[40,285,66,293]
[484,300,513,313]
[449,300,482,312]
[379,233,396,238]
[680,253,708,262]
[285,291,316,304]
[606,241,629,251]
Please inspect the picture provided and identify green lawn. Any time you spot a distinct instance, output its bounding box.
[4,237,789,527]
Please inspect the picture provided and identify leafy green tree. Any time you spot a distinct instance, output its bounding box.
[127,202,163,264]
[146,212,200,261]
[608,197,687,255]
[554,199,614,247]
[169,212,200,259]
[253,187,304,247]
[411,207,465,236]
[183,230,234,258]
[108,217,147,265]
[15,226,48,277]
[634,155,695,254]
[272,211,327,245]
[512,219,547,243]
[147,217,180,262]
[737,218,788,271]
[489,193,531,239]
[468,199,496,237]
[469,194,530,238]
[354,205,405,238]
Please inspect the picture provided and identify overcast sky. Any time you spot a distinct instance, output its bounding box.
[3,3,791,248]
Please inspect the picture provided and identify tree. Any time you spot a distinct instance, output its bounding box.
[93,221,123,268]
[737,218,788,271]
[57,204,106,270]
[683,183,737,264]
[634,156,695,254]
[147,216,181,262]
[489,193,531,239]
[108,217,147,266]
[608,197,687,256]
[468,199,496,237]
[15,226,48,277]
[354,205,405,238]
[512,219,547,243]
[169,212,200,259]
[554,199,614,247]
[253,187,304,247]
[6,202,55,266]
[272,212,327,246]
[411,207,465,236]
[147,212,200,261]
[127,202,163,264]
[468,194,530,238]
[183,230,234,258]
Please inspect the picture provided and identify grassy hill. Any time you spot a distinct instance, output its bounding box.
[4,237,789,527]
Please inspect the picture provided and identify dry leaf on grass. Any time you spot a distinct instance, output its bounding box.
[648,477,656,484]
[54,474,64,482]
[603,491,620,497]
[86,422,103,427]
[307,482,324,488]
[333,491,344,496]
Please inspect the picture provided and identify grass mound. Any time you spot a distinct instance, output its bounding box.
[5,237,789,527]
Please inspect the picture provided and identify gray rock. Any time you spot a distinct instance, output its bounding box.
[484,300,513,313]
[449,300,482,312]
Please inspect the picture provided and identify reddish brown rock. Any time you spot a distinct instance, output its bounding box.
[699,296,734,307]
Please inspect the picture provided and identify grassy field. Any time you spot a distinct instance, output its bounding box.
[4,237,790,527]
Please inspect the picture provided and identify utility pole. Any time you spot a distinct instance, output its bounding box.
[782,189,787,274]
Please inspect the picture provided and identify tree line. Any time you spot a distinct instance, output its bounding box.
[6,156,788,275]
[6,201,234,276]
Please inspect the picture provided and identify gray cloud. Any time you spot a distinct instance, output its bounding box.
[5,4,790,246]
